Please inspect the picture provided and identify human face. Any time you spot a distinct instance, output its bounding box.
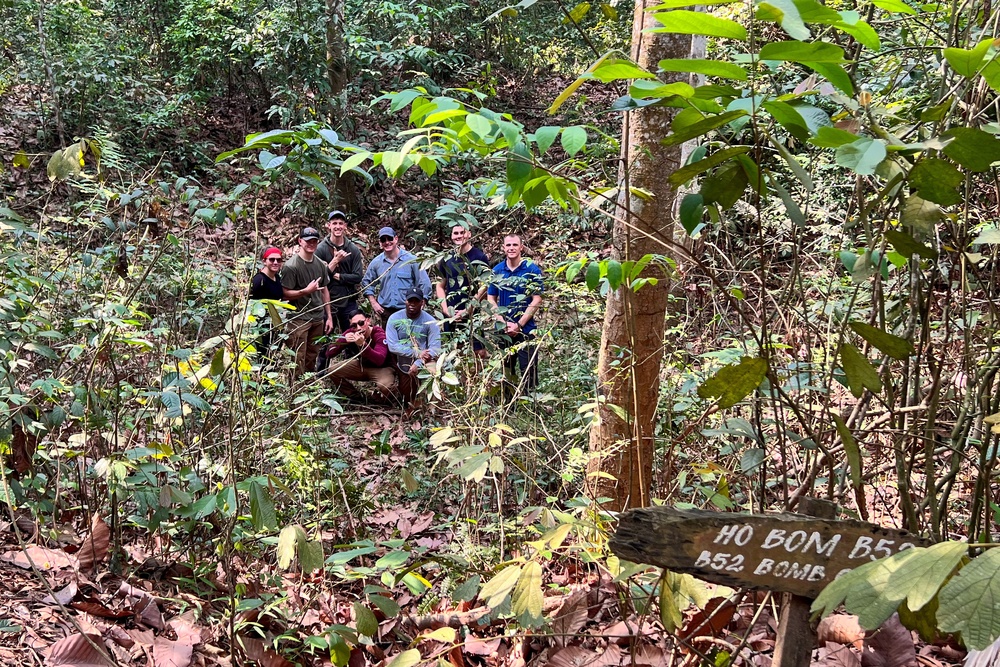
[350,314,369,334]
[380,235,398,254]
[503,235,523,262]
[327,217,347,241]
[405,297,424,318]
[299,237,319,255]
[264,256,283,272]
[451,226,471,248]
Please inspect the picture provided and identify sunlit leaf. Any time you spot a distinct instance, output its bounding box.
[697,356,768,408]
[650,11,747,40]
[848,322,914,359]
[938,548,1000,649]
[480,564,522,609]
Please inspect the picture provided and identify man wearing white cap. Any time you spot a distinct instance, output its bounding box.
[361,226,432,329]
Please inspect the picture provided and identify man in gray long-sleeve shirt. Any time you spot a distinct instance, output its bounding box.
[362,226,432,329]
[386,286,441,405]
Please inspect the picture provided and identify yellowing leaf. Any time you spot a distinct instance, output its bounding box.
[511,561,544,624]
[697,356,768,408]
[479,564,522,609]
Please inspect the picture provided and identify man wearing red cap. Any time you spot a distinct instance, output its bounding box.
[249,247,285,359]
[281,227,333,377]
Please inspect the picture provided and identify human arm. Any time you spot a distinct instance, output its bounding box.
[436,279,451,318]
[385,319,408,357]
[506,294,542,334]
[337,246,364,286]
[321,287,333,333]
[418,267,433,300]
[282,278,321,300]
[361,327,389,366]
[362,261,385,315]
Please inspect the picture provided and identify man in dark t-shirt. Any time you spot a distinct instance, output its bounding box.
[314,210,365,332]
[435,225,489,354]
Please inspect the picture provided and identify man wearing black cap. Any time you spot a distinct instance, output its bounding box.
[281,227,332,377]
[385,286,441,405]
[315,210,365,333]
[362,227,432,329]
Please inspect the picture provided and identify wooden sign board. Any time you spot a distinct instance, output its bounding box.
[610,506,932,599]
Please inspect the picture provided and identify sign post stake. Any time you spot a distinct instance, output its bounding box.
[771,497,838,667]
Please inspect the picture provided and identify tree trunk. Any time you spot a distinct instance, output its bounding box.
[325,0,356,210]
[586,1,695,511]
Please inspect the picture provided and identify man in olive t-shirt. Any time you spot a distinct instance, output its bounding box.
[281,227,332,377]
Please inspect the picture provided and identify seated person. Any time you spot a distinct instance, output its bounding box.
[324,310,396,402]
[385,287,441,405]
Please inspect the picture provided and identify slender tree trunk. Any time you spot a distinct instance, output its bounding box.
[586,1,695,511]
[326,0,356,210]
[35,0,65,146]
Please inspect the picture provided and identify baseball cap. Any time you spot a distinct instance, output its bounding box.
[404,286,424,301]
[378,227,396,239]
[328,210,347,221]
[262,246,282,260]
[300,227,321,240]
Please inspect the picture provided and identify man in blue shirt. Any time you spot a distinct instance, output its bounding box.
[362,226,432,329]
[487,234,543,395]
[435,224,490,356]
[386,286,442,405]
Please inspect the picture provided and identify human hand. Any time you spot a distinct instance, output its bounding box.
[408,364,420,377]
[505,321,520,335]
[305,278,321,294]
[419,350,433,363]
[372,302,385,316]
[344,331,358,344]
[454,308,467,321]
[324,318,334,334]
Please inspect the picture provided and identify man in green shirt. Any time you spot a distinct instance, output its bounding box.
[281,227,333,377]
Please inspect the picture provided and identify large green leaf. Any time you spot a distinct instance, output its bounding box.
[679,193,706,235]
[849,322,914,359]
[888,542,968,612]
[697,356,769,408]
[759,40,845,63]
[651,11,747,40]
[943,39,992,77]
[884,230,937,260]
[756,0,808,40]
[591,58,657,83]
[534,126,561,155]
[657,58,748,80]
[669,146,752,186]
[662,110,747,146]
[835,137,886,175]
[833,18,880,51]
[300,538,324,573]
[942,128,1000,172]
[809,126,860,148]
[561,126,588,156]
[938,547,1000,650]
[839,343,882,397]
[701,163,748,208]
[249,480,278,531]
[900,194,941,236]
[870,0,915,13]
[832,415,863,492]
[909,158,963,206]
[386,649,422,667]
[803,62,854,94]
[511,561,544,625]
[354,603,379,637]
[480,564,522,609]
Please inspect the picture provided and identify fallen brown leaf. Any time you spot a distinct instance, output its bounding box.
[77,515,110,572]
[44,632,115,666]
[1,545,76,570]
[152,635,194,667]
[41,582,78,606]
[550,589,589,647]
[819,614,866,649]
[863,614,917,667]
[816,641,862,667]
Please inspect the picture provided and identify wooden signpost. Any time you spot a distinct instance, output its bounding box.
[610,501,932,667]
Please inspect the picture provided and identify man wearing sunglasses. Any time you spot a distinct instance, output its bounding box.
[281,227,333,377]
[361,227,432,329]
[249,246,286,359]
[314,210,365,332]
[324,310,396,402]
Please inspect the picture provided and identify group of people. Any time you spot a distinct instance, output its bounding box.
[249,210,544,406]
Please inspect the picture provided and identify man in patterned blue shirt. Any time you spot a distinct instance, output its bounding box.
[487,234,543,395]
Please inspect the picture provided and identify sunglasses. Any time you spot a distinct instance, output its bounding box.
[351,319,367,327]
[266,257,283,262]
[379,236,394,243]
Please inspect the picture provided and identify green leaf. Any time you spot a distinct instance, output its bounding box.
[657,58,747,80]
[942,128,1000,172]
[697,356,768,408]
[756,0,809,40]
[889,542,968,612]
[701,163,748,209]
[650,11,747,40]
[326,545,378,565]
[973,226,1000,245]
[506,142,532,190]
[769,136,813,191]
[386,649,422,667]
[480,564,522,609]
[375,550,409,569]
[870,0,915,12]
[763,101,810,141]
[549,50,616,114]
[759,40,845,63]
[534,126,561,155]
[210,347,225,376]
[561,126,588,156]
[605,260,623,289]
[585,260,601,290]
[900,194,941,235]
[938,547,1000,649]
[803,62,854,95]
[884,230,937,260]
[669,146,752,186]
[679,193,706,235]
[465,113,494,140]
[835,137,886,175]
[300,538,324,573]
[277,525,304,569]
[833,19,880,51]
[849,322,914,359]
[832,414,863,488]
[662,110,747,147]
[809,126,860,148]
[909,158,963,206]
[249,480,278,532]
[354,602,379,636]
[839,343,882,398]
[563,1,591,23]
[369,594,401,617]
[591,58,657,83]
[511,561,544,624]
